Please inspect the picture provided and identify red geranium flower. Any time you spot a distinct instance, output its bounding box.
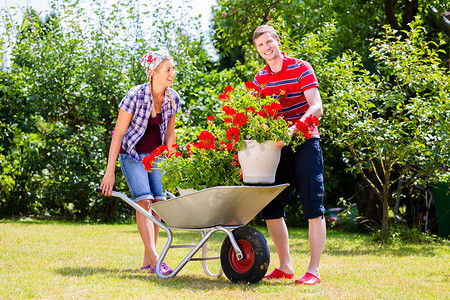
[305,115,319,126]
[245,107,256,114]
[142,154,155,171]
[295,120,309,133]
[233,113,247,127]
[197,140,216,150]
[225,85,234,93]
[218,93,230,100]
[222,105,236,116]
[226,127,240,143]
[169,151,182,158]
[257,110,268,118]
[220,141,236,152]
[245,81,257,91]
[199,130,215,142]
[270,102,282,112]
[207,115,215,121]
[224,117,232,123]
[152,145,169,157]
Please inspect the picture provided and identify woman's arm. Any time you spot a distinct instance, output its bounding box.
[164,114,177,154]
[100,108,132,196]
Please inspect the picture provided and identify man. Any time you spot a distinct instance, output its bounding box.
[252,25,326,285]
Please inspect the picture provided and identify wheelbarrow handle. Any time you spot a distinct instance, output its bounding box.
[95,187,175,278]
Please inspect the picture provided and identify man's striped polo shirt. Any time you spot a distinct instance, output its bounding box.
[253,53,320,136]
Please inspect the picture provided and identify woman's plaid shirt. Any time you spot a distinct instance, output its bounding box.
[119,83,181,162]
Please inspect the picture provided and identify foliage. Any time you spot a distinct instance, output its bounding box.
[0,0,223,220]
[372,223,445,244]
[322,19,449,241]
[212,0,450,70]
[270,17,449,240]
[1,0,449,231]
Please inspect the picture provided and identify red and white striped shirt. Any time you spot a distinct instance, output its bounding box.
[253,53,319,136]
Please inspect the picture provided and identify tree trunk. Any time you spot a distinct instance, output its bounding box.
[384,0,419,32]
[381,195,389,241]
[384,0,400,30]
[402,0,418,30]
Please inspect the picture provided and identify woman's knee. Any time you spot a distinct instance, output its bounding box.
[137,198,152,209]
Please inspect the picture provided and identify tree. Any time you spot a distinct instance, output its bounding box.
[320,19,450,240]
[0,0,240,220]
[212,0,449,69]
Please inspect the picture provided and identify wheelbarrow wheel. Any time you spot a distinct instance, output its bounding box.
[220,226,270,284]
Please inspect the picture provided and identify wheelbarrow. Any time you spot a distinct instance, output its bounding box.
[96,184,288,284]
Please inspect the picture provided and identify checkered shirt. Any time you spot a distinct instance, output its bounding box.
[119,83,181,162]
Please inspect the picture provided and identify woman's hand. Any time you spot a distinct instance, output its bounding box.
[100,171,115,197]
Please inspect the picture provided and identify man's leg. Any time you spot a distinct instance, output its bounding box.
[307,216,326,277]
[294,139,325,284]
[266,217,294,275]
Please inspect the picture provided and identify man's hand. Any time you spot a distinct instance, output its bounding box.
[275,141,285,148]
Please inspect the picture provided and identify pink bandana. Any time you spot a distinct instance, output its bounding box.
[140,50,172,80]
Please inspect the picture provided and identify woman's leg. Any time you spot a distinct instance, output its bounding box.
[120,153,159,268]
[148,157,166,248]
[135,199,159,267]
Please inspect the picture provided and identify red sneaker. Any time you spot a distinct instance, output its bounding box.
[264,268,295,279]
[295,272,321,285]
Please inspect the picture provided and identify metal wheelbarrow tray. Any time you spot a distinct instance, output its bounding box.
[97,184,288,283]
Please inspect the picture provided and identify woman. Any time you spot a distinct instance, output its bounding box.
[100,50,181,275]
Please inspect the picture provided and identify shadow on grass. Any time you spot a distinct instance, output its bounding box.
[322,246,439,257]
[55,266,288,290]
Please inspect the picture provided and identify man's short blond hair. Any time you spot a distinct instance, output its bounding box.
[253,25,280,46]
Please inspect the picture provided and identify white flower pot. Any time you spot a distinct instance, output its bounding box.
[238,140,281,184]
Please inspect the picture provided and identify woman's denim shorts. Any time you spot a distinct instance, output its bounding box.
[119,153,166,203]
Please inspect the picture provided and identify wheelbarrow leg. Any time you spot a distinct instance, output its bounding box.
[200,230,223,277]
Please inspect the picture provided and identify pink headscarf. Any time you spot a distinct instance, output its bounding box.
[140,50,172,81]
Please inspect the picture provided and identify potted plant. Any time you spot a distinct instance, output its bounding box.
[142,82,320,189]
[208,82,318,184]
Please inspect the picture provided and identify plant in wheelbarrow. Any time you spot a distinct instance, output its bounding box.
[142,131,242,193]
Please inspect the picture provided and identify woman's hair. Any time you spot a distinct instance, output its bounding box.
[252,25,280,45]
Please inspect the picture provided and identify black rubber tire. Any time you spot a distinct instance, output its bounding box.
[220,226,270,284]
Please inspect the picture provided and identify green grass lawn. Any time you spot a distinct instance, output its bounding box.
[0,219,448,299]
